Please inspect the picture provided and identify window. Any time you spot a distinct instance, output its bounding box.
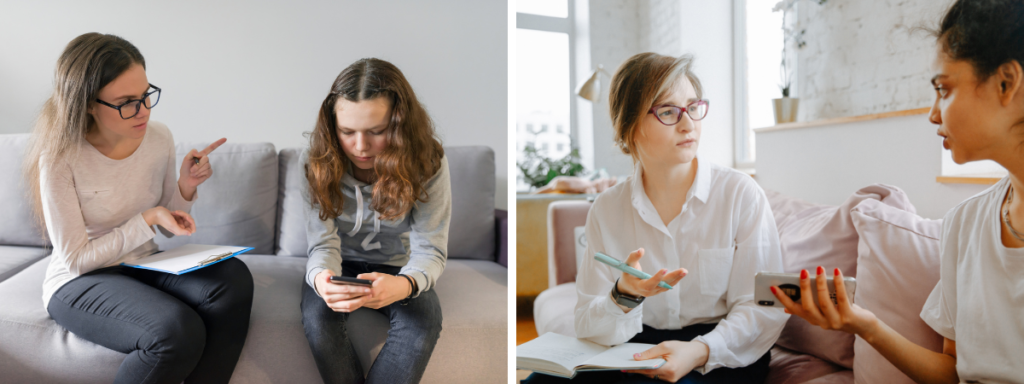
[734,0,785,169]
[517,0,580,189]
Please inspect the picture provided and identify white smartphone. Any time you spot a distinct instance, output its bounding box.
[754,272,856,308]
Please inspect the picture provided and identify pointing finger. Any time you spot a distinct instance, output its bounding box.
[200,138,227,156]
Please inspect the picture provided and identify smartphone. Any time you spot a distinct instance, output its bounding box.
[329,276,373,287]
[754,272,856,308]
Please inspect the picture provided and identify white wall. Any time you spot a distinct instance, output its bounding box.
[756,115,990,220]
[584,0,735,177]
[0,0,508,209]
[790,0,952,121]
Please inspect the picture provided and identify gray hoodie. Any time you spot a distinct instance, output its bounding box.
[302,150,452,297]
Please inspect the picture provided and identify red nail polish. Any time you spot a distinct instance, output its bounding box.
[834,268,840,276]
[817,266,824,275]
[800,269,808,279]
[770,286,777,294]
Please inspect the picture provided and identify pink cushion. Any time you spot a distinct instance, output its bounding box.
[804,370,854,384]
[765,346,847,384]
[766,184,913,368]
[547,201,592,286]
[850,199,944,384]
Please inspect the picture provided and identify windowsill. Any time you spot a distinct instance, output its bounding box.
[753,107,930,133]
[936,175,1004,185]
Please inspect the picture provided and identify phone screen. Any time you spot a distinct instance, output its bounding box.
[329,276,372,287]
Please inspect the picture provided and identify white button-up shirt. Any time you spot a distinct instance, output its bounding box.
[574,158,790,373]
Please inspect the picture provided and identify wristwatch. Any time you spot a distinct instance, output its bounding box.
[611,279,645,308]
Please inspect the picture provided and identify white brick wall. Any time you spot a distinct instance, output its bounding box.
[586,0,734,174]
[789,0,952,121]
[640,0,682,55]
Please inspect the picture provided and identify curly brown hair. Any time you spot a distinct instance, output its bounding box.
[306,58,444,221]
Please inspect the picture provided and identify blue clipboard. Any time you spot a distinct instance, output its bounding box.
[121,244,254,275]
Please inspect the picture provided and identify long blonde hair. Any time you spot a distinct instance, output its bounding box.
[23,33,146,231]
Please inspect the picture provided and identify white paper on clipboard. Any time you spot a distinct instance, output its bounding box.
[122,244,253,275]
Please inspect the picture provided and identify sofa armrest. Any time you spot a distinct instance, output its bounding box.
[495,209,508,267]
[547,200,592,287]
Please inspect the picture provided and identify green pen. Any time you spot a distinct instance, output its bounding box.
[594,252,673,290]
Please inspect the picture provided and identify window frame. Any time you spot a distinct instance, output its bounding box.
[733,0,754,170]
[516,0,580,161]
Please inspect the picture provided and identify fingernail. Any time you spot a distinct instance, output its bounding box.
[770,286,777,294]
[834,268,840,276]
[817,266,824,275]
[633,353,641,359]
[800,269,808,279]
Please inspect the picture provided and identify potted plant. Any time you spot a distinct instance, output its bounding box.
[771,0,826,124]
[517,142,586,190]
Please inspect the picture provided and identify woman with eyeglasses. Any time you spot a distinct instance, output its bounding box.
[525,53,789,384]
[772,1,1024,382]
[23,33,253,384]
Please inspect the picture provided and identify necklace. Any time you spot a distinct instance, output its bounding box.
[1002,185,1024,242]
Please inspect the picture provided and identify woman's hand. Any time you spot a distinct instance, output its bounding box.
[624,340,709,382]
[616,248,687,298]
[178,138,226,201]
[142,207,195,236]
[315,270,374,313]
[357,272,414,309]
[771,266,878,336]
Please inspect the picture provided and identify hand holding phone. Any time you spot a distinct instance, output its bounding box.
[315,270,373,313]
[755,271,856,308]
[761,267,878,337]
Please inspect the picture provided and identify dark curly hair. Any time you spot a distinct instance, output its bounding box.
[935,0,1024,82]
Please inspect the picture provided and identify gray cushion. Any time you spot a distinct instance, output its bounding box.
[0,256,506,384]
[275,148,306,256]
[349,259,508,383]
[0,134,47,247]
[275,146,496,260]
[445,146,496,260]
[0,246,48,283]
[155,142,279,254]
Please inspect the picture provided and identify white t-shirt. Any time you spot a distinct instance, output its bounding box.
[921,177,1024,383]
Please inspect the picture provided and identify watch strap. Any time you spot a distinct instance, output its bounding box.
[611,279,645,308]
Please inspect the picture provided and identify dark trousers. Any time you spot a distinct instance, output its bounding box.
[46,257,254,384]
[524,323,771,384]
[301,260,443,384]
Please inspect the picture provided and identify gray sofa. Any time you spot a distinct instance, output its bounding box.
[0,134,508,383]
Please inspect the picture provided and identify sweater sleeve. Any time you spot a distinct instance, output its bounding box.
[303,151,343,295]
[399,156,452,297]
[158,128,195,213]
[40,157,156,276]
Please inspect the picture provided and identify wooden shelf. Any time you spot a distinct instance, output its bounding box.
[754,107,931,133]
[936,176,1002,185]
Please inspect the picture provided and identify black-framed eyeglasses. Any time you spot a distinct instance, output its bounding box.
[647,99,710,125]
[95,84,161,119]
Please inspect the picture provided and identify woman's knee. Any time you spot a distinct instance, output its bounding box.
[210,258,254,308]
[301,284,347,335]
[145,305,206,361]
[393,296,443,343]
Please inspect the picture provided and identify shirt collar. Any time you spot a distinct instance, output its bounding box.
[630,156,711,206]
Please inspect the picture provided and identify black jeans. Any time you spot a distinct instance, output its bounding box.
[301,260,443,384]
[523,323,771,384]
[46,258,254,384]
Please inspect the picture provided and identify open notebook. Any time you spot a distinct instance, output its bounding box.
[517,332,665,379]
[121,244,253,275]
